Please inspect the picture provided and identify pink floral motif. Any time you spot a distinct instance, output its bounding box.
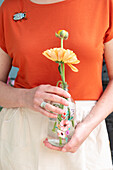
[66,130,69,135]
[7,77,10,85]
[57,123,60,129]
[60,120,71,131]
[57,130,66,139]
[7,77,15,86]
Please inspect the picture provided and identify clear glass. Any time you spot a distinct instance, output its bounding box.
[47,85,76,147]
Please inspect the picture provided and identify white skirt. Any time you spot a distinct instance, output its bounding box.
[0,101,112,170]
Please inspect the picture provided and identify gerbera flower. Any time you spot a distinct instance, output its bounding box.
[42,48,80,72]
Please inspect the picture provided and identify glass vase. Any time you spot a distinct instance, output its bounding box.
[47,85,76,147]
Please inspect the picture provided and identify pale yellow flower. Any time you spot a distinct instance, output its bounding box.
[42,48,80,72]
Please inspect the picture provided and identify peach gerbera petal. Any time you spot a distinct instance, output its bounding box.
[42,51,55,61]
[67,63,79,72]
[57,48,66,61]
[70,59,80,64]
[63,49,72,61]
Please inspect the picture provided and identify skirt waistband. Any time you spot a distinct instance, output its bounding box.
[74,100,97,123]
[75,100,97,107]
[75,100,97,115]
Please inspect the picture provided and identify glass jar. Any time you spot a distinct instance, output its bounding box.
[47,85,76,147]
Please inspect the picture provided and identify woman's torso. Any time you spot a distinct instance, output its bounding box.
[0,0,111,100]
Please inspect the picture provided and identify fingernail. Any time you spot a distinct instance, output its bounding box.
[62,148,66,152]
[43,140,46,144]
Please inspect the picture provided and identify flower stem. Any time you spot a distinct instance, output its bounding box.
[62,63,65,84]
[58,62,65,88]
[61,38,63,49]
[60,37,66,88]
[56,80,62,87]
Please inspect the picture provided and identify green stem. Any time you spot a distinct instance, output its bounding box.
[52,122,57,132]
[72,120,75,127]
[62,63,65,84]
[59,137,62,146]
[61,38,65,86]
[56,80,62,87]
[58,62,65,88]
[61,38,63,49]
[68,107,71,119]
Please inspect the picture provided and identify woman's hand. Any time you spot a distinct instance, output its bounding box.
[23,84,71,118]
[43,122,92,153]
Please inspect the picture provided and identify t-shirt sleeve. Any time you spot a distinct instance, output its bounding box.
[0,2,8,53]
[104,0,113,43]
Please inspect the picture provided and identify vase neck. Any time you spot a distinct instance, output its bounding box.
[60,83,68,91]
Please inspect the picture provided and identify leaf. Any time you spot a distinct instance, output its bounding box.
[68,117,74,121]
[58,65,61,74]
[52,122,57,132]
[55,61,60,63]
[71,120,75,127]
[65,137,68,142]
[59,104,64,109]
[57,114,62,122]
[68,107,71,119]
[59,137,62,146]
[55,32,60,39]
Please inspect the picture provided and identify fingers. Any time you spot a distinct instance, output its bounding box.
[39,85,71,98]
[33,84,71,118]
[62,142,77,153]
[43,138,63,151]
[34,97,66,115]
[44,103,65,114]
[62,134,79,153]
[43,138,77,153]
[35,106,57,118]
[38,92,69,106]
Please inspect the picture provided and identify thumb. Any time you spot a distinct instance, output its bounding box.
[62,132,77,152]
[61,140,73,152]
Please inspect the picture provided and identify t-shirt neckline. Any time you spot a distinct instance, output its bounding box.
[25,0,71,7]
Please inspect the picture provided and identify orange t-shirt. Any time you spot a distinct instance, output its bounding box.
[0,0,113,100]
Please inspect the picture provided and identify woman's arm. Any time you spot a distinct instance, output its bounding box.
[83,38,113,130]
[44,38,113,152]
[0,48,71,118]
[0,47,24,108]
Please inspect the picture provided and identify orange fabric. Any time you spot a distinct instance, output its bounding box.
[0,0,113,100]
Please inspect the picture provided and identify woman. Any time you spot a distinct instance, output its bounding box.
[0,0,113,169]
